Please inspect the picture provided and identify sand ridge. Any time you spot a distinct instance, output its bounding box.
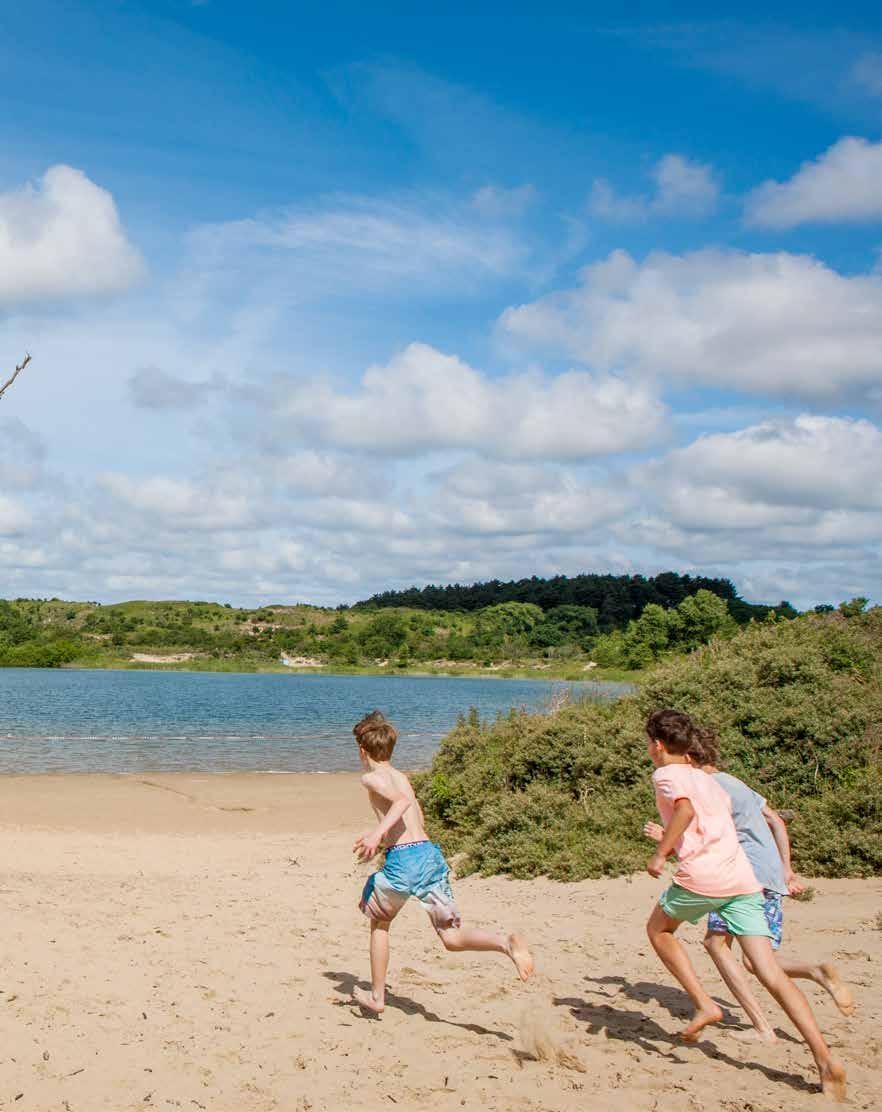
[0,773,878,1110]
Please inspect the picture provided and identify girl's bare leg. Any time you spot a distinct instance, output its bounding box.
[738,936,847,1101]
[646,904,723,1040]
[703,932,777,1041]
[353,920,390,1013]
[436,924,533,980]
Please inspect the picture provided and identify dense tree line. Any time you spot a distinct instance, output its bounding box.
[354,572,786,629]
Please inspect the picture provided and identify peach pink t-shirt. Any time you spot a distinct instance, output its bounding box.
[652,763,760,898]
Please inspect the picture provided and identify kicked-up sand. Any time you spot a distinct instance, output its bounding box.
[0,773,879,1111]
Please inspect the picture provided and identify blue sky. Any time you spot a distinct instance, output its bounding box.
[0,2,880,608]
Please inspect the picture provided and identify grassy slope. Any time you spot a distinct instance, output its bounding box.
[415,608,882,880]
[7,598,638,681]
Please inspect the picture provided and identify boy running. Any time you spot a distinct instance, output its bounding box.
[351,711,533,1014]
[645,726,854,1041]
[644,708,846,1101]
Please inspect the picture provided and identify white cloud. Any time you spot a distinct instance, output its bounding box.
[190,193,528,293]
[0,495,33,536]
[432,460,630,536]
[262,342,663,459]
[590,154,719,222]
[0,165,144,305]
[98,474,256,531]
[745,137,882,227]
[0,418,47,489]
[499,248,882,398]
[640,415,882,545]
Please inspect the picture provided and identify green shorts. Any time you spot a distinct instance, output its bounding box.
[659,884,772,938]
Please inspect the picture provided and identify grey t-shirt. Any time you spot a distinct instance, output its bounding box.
[712,772,789,896]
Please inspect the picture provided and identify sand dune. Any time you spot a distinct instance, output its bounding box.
[0,774,878,1110]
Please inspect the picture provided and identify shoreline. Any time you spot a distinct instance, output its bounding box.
[48,661,643,684]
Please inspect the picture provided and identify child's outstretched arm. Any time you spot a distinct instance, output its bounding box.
[647,799,694,877]
[353,775,413,862]
[762,803,803,895]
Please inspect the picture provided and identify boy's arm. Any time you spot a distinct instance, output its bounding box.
[762,803,804,895]
[353,774,413,861]
[647,798,694,877]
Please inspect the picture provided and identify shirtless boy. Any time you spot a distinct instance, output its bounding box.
[351,711,533,1014]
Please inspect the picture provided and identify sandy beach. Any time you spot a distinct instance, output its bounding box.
[0,774,878,1111]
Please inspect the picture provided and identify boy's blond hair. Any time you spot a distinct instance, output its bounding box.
[353,711,397,761]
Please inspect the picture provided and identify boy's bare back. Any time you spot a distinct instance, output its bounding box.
[362,764,428,848]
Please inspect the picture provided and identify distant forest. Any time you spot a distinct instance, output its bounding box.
[354,572,789,629]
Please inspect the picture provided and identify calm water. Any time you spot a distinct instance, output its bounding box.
[0,669,633,773]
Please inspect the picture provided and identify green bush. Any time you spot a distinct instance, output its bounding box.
[417,608,882,880]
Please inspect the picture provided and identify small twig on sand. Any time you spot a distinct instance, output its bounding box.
[0,354,31,402]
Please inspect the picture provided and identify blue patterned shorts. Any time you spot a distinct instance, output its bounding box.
[708,889,783,949]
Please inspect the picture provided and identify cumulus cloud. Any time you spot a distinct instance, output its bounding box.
[590,154,719,222]
[500,248,882,398]
[639,415,882,547]
[0,165,144,305]
[98,474,257,531]
[432,460,630,536]
[745,137,882,227]
[0,496,33,536]
[261,342,662,459]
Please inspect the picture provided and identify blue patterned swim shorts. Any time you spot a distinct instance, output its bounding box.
[359,840,461,931]
[708,888,783,949]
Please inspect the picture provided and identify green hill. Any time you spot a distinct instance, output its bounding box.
[0,586,781,678]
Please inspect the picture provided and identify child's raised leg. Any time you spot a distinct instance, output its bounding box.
[436,925,533,981]
[744,953,855,1016]
[646,904,723,1040]
[703,932,777,1041]
[353,919,390,1014]
[738,935,847,1101]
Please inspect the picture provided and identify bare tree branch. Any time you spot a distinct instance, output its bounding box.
[0,354,32,402]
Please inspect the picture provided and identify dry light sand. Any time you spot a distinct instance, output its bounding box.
[0,774,879,1111]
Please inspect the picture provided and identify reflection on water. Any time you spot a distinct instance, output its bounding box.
[0,668,633,773]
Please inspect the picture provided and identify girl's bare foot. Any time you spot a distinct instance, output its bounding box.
[729,1025,778,1044]
[507,934,534,981]
[679,1003,724,1041]
[353,986,385,1014]
[820,1059,847,1102]
[819,963,855,1016]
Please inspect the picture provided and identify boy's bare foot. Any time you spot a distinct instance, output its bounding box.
[353,986,385,1014]
[679,1003,724,1042]
[507,934,534,981]
[729,1025,778,1044]
[819,963,855,1016]
[820,1059,847,1102]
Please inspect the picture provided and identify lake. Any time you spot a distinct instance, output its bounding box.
[0,668,633,773]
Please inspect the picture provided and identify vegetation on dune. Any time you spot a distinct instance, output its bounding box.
[354,570,796,626]
[415,604,882,881]
[0,581,787,675]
